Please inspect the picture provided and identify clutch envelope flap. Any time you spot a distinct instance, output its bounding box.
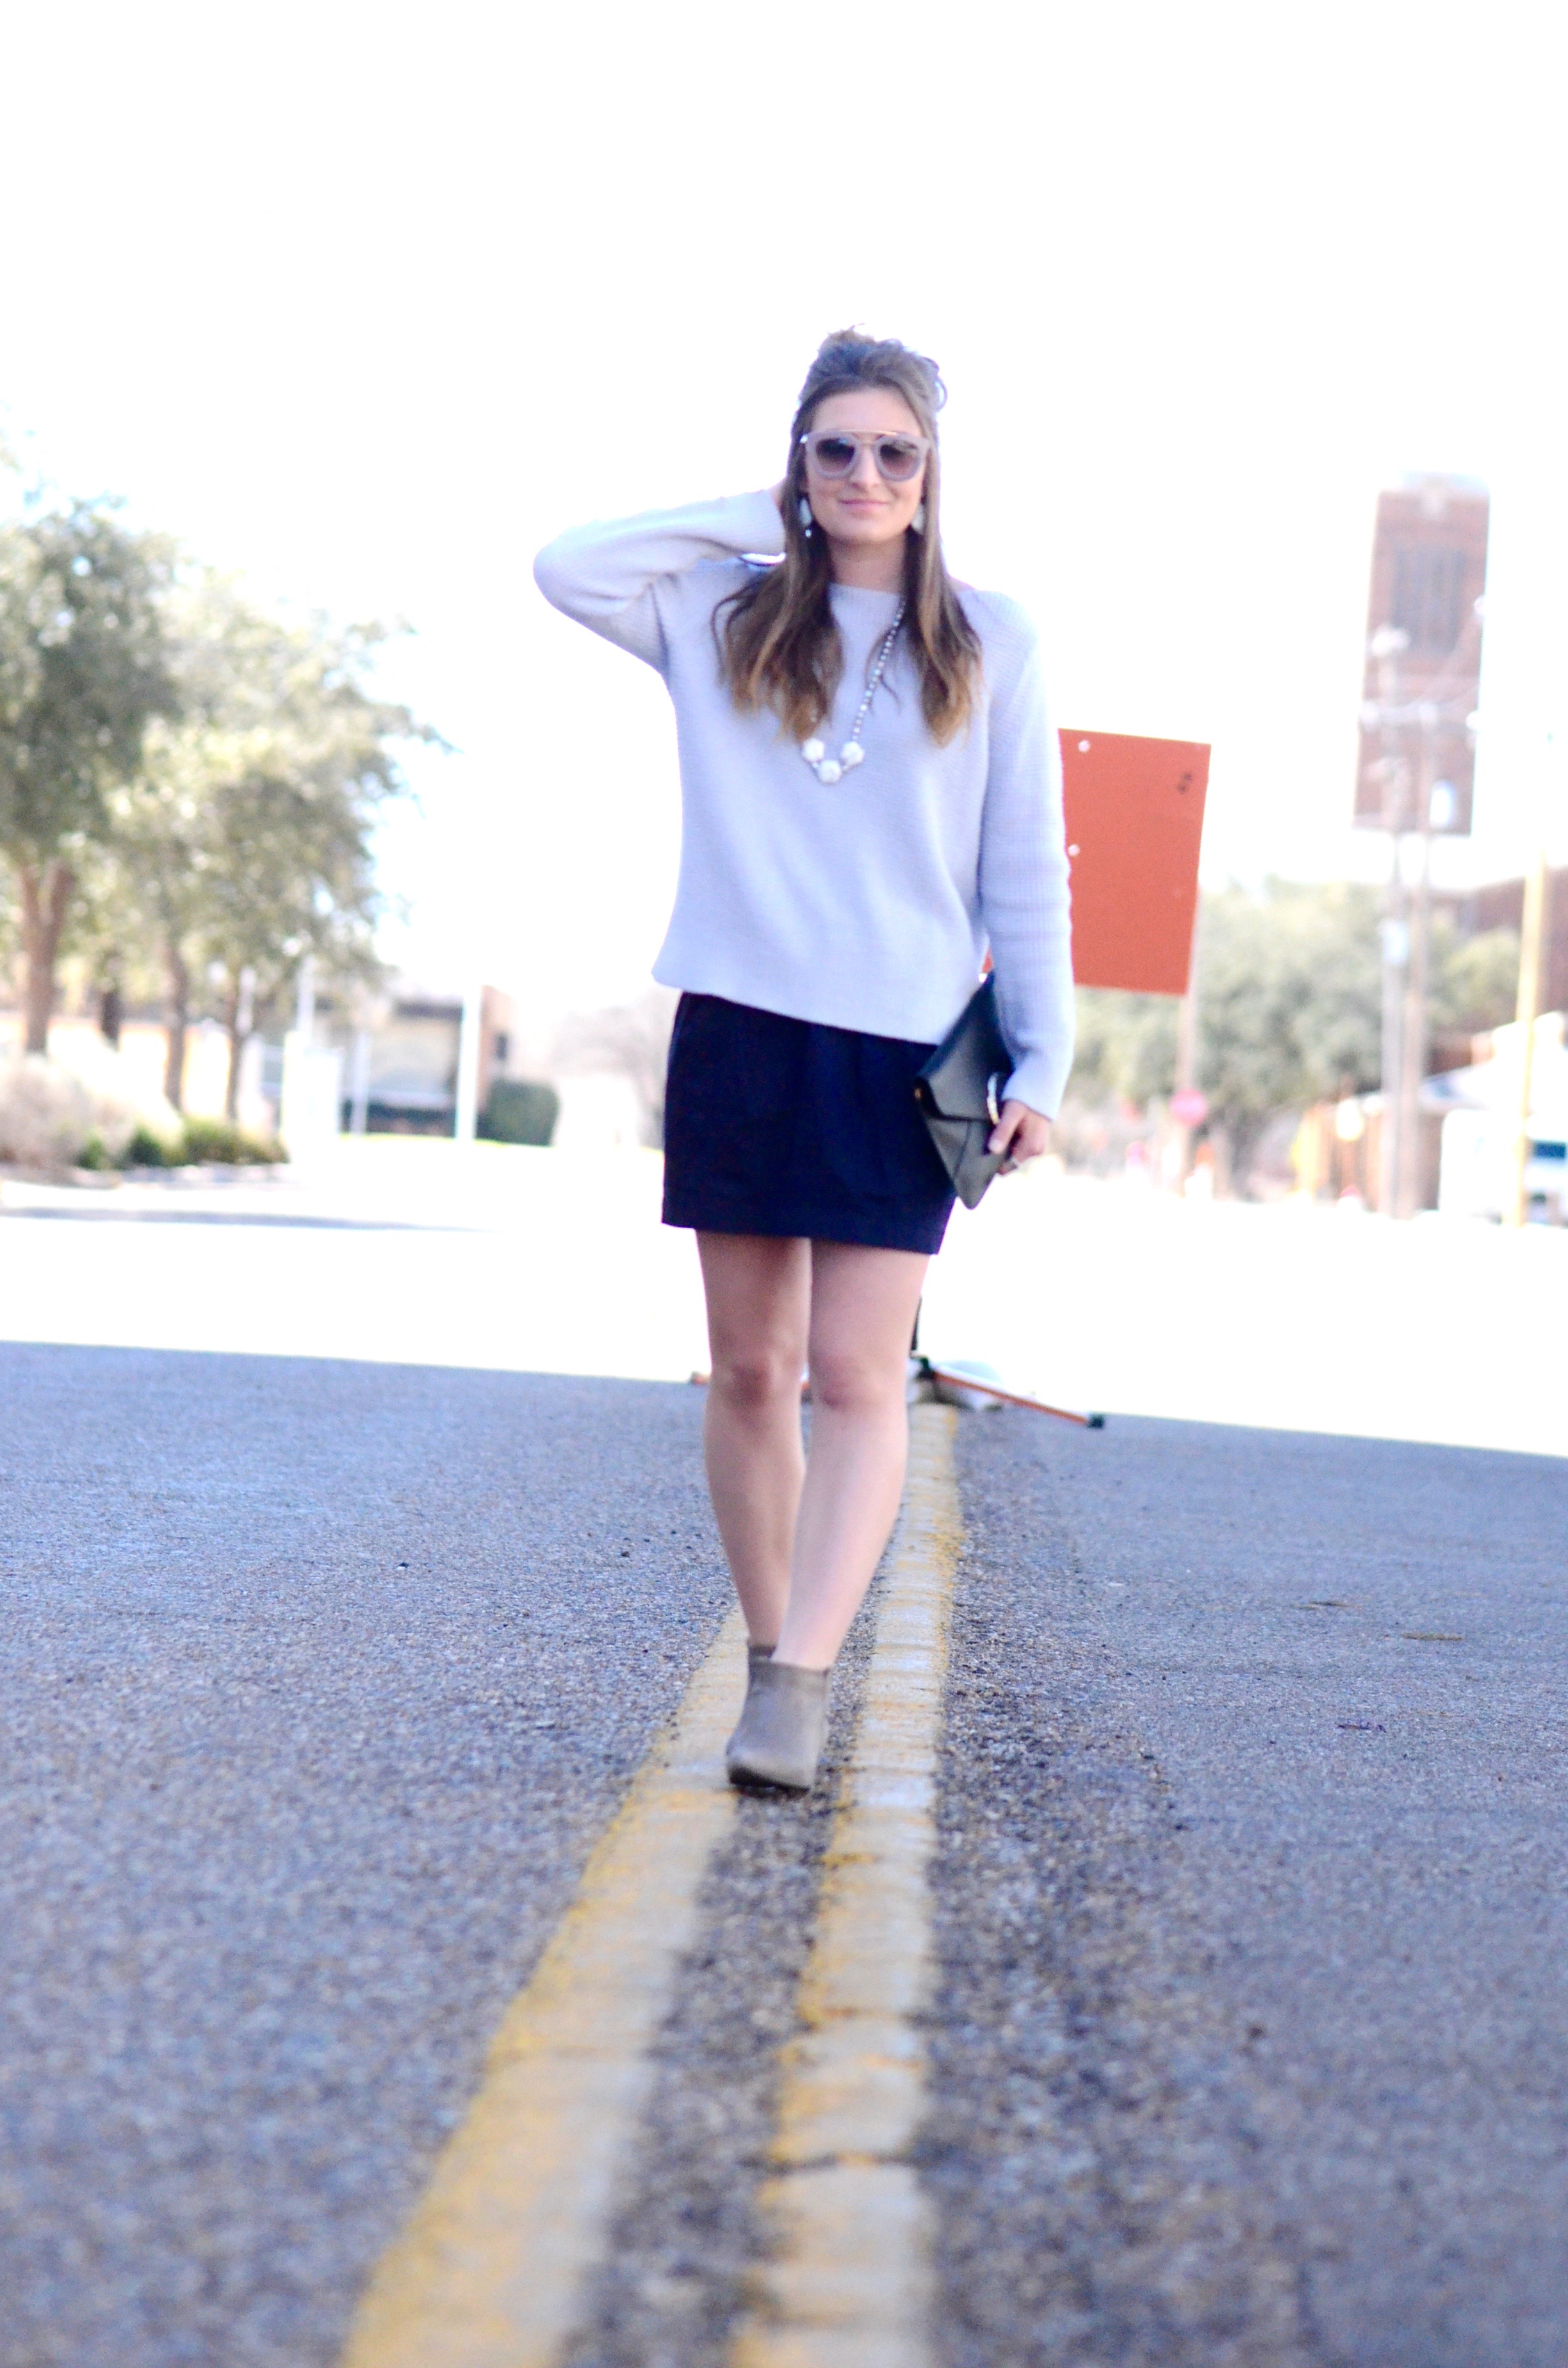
[916,974,1011,1121]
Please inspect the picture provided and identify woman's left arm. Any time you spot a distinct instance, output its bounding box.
[974,605,1075,1164]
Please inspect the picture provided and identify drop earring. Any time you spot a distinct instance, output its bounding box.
[911,502,927,533]
[797,496,813,536]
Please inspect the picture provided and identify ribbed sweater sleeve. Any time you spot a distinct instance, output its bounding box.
[532,489,786,670]
[974,605,1077,1118]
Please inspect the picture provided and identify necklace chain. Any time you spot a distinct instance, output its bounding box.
[799,599,907,784]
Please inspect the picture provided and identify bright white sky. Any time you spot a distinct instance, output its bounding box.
[3,0,1564,1030]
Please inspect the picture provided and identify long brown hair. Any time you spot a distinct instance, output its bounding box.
[716,331,983,747]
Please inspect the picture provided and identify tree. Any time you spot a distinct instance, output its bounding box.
[0,500,174,1049]
[1067,987,1179,1109]
[110,577,432,1110]
[1192,882,1384,1180]
[1428,917,1520,1046]
[1063,880,1524,1190]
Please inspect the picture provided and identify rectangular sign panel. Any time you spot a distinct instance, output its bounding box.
[1060,729,1209,996]
[1354,481,1487,835]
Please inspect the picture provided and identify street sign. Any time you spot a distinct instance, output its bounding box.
[1354,481,1487,835]
[1060,730,1210,996]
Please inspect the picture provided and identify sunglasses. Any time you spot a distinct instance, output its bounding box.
[799,430,931,484]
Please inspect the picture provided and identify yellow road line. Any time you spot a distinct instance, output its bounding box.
[339,1604,749,2368]
[731,1403,961,2368]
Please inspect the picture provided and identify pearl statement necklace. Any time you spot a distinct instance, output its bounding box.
[799,598,907,784]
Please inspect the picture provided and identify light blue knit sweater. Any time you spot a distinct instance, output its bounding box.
[534,489,1074,1117]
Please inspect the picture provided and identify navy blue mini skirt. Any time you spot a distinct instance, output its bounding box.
[662,993,956,1254]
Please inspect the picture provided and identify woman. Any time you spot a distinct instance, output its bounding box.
[534,331,1073,1791]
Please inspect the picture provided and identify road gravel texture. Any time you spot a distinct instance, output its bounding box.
[557,1626,870,2368]
[928,1408,1568,2367]
[3,1340,1566,2367]
[0,1344,729,2368]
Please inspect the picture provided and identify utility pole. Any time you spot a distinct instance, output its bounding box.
[1396,709,1438,1218]
[294,953,316,1049]
[348,1030,372,1135]
[1355,483,1489,1218]
[1379,898,1409,1215]
[1170,901,1204,1185]
[1370,627,1411,1216]
[454,980,482,1144]
[1505,848,1551,1228]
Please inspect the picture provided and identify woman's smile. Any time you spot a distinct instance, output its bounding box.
[801,386,927,584]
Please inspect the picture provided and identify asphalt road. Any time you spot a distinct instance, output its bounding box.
[2,1341,1565,2366]
[0,1344,730,2368]
[929,1410,1568,2367]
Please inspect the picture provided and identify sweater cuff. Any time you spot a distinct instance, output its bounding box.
[728,488,787,557]
[1001,1056,1061,1122]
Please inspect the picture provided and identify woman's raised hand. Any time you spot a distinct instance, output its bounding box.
[988,1099,1051,1175]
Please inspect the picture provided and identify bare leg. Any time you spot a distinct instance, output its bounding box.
[696,1232,811,1648]
[772,1241,929,1670]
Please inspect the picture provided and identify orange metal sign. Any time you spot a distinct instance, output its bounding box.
[1060,729,1209,996]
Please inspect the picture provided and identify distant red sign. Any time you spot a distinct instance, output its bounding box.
[1170,1089,1208,1125]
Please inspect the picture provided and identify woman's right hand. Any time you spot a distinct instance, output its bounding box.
[988,1100,1052,1174]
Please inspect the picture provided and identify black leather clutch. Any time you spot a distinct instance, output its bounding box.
[913,974,1013,1210]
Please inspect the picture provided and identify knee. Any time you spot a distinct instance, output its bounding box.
[710,1344,803,1415]
[808,1347,904,1418]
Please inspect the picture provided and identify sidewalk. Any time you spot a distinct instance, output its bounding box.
[923,1167,1567,1459]
[2,1140,1562,1458]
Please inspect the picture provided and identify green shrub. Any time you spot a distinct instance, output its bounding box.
[77,1130,114,1171]
[122,1124,173,1167]
[176,1116,287,1165]
[118,1117,285,1167]
[478,1080,560,1146]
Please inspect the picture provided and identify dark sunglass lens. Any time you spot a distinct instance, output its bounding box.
[812,435,858,475]
[877,438,922,480]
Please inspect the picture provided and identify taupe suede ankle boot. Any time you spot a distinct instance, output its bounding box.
[726,1658,831,1792]
[747,1640,776,1673]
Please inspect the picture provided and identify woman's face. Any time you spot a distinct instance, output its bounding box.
[801,388,929,554]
